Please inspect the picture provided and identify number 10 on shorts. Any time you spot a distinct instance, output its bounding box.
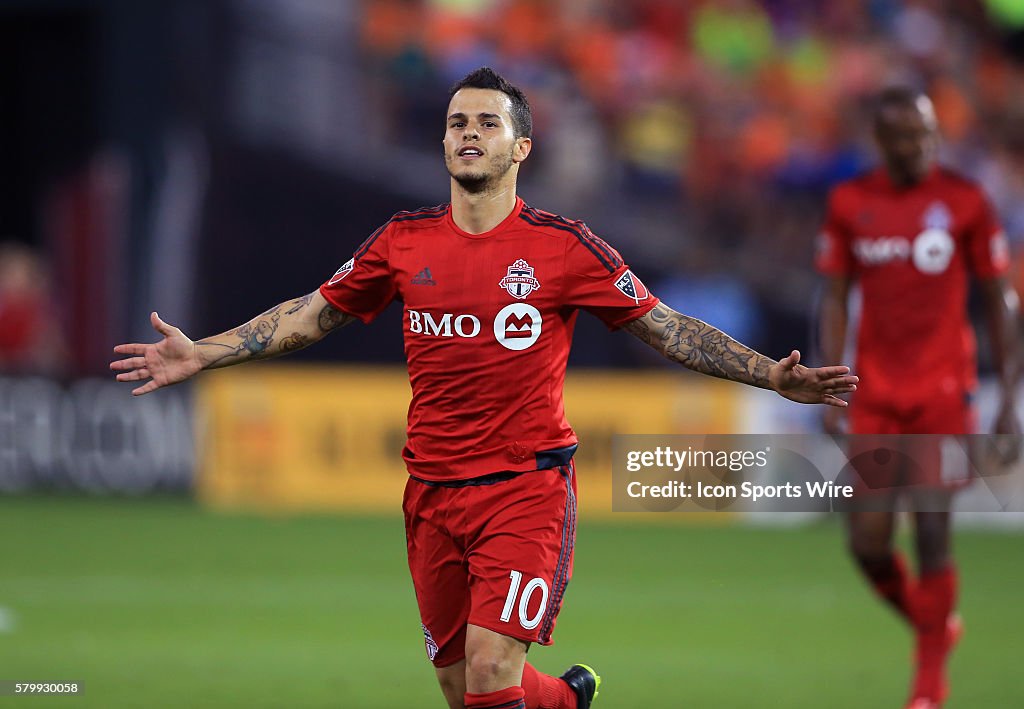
[500,570,550,630]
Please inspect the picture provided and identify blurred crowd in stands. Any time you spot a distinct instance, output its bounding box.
[7,1,1024,374]
[358,0,1024,349]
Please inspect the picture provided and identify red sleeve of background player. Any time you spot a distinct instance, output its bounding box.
[815,188,855,277]
[963,187,1010,279]
[562,224,659,329]
[319,220,398,324]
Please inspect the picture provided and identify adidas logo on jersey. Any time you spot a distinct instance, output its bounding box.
[411,267,437,286]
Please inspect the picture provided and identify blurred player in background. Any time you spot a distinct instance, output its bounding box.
[113,68,857,709]
[817,87,1020,709]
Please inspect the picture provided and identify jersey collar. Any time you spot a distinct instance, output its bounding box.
[445,196,525,239]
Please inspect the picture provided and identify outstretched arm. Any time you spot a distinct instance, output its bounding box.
[623,302,857,407]
[110,290,355,395]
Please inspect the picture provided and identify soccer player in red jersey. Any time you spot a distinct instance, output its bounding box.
[816,87,1020,709]
[113,68,858,709]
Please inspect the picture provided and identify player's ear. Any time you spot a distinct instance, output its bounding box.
[513,137,532,164]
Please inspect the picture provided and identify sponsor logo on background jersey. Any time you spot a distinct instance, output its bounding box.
[327,258,354,285]
[614,269,649,304]
[494,303,542,351]
[852,236,911,264]
[499,259,541,299]
[912,201,955,273]
[912,228,955,274]
[852,232,955,274]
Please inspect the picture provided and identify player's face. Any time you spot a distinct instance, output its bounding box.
[443,88,531,192]
[874,99,937,184]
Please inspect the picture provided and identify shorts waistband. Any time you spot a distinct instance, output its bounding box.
[408,470,525,488]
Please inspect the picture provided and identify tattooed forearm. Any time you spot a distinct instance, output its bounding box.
[627,304,775,388]
[280,332,310,351]
[318,304,354,333]
[195,341,246,368]
[193,294,351,370]
[285,291,315,315]
[622,315,655,346]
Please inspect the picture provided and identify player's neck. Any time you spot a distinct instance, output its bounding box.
[449,179,518,235]
[884,162,933,188]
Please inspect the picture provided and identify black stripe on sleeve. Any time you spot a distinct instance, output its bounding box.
[519,209,617,273]
[353,204,448,258]
[522,205,623,268]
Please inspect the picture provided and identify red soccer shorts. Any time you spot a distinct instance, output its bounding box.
[846,393,977,492]
[403,464,578,667]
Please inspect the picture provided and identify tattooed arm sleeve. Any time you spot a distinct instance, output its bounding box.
[196,290,356,370]
[622,302,775,389]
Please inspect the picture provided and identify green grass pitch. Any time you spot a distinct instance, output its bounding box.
[1,497,1022,707]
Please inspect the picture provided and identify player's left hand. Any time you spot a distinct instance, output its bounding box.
[768,350,858,407]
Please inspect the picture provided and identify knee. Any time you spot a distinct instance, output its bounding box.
[464,648,517,688]
[848,537,892,566]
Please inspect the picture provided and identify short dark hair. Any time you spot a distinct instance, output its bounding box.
[873,85,937,132]
[875,86,923,117]
[449,67,533,140]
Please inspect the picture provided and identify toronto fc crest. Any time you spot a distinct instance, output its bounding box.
[499,259,541,299]
[421,624,439,661]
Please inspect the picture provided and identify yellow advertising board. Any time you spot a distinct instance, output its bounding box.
[196,365,740,515]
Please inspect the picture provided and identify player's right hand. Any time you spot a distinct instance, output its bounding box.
[822,405,847,434]
[110,312,203,396]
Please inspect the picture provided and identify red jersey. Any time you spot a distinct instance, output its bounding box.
[320,197,658,481]
[816,166,1009,406]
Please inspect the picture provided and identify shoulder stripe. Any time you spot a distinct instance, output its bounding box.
[354,204,448,257]
[519,207,622,272]
[522,205,622,268]
[520,211,615,272]
[579,223,623,268]
[392,203,448,222]
[354,222,389,258]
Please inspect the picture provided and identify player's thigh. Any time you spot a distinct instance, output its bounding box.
[903,397,977,488]
[843,426,908,502]
[464,465,578,647]
[404,478,471,668]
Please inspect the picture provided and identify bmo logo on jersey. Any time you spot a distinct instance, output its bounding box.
[852,230,955,274]
[407,306,542,350]
[494,303,542,351]
[852,201,956,274]
[408,310,482,338]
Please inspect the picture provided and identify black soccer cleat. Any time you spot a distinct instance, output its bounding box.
[559,663,601,708]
